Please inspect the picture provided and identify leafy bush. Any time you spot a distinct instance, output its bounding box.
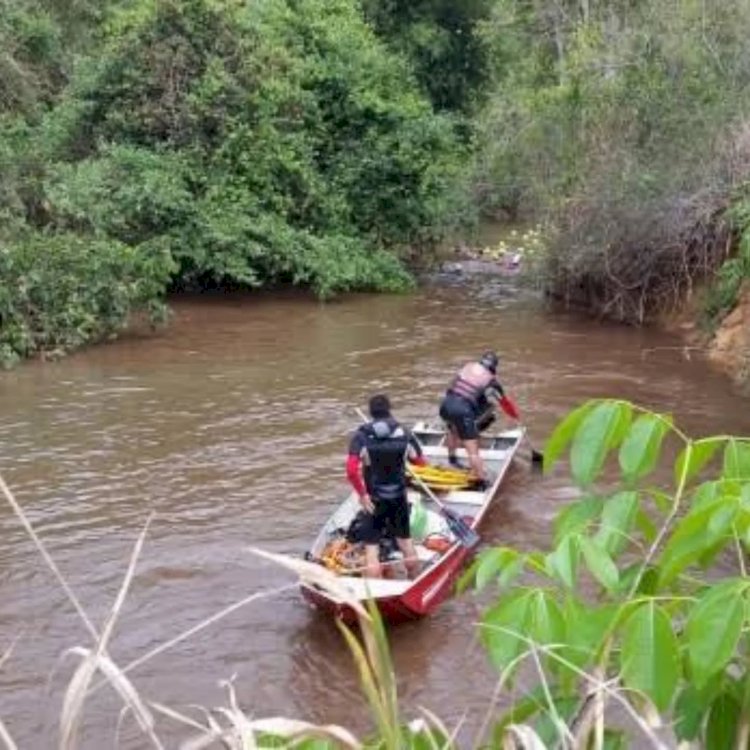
[463,399,750,747]
[0,0,473,364]
[703,190,750,326]
[362,0,494,113]
[39,0,467,291]
[0,232,174,367]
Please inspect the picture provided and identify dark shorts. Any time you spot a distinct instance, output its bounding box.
[439,394,478,440]
[357,494,410,544]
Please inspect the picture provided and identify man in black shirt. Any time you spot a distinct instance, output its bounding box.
[346,395,426,578]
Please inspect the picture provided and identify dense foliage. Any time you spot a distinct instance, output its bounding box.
[5,0,750,371]
[473,0,750,325]
[0,0,472,366]
[362,0,494,113]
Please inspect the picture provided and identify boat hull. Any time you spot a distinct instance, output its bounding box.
[299,423,523,624]
[301,543,472,624]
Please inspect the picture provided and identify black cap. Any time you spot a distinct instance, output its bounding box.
[368,394,391,419]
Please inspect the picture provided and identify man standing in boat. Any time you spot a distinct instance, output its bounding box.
[346,394,426,579]
[439,351,521,488]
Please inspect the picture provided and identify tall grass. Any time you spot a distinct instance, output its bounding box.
[0,472,554,749]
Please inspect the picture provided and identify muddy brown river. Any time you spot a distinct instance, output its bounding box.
[1,272,749,748]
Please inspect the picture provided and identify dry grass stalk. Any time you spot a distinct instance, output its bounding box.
[60,515,163,750]
[174,678,362,750]
[0,721,18,750]
[501,723,547,750]
[0,469,365,748]
[92,582,298,694]
[248,548,407,749]
[0,474,99,641]
[247,547,369,619]
[0,473,459,750]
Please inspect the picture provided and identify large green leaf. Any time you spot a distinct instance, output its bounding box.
[615,562,658,596]
[741,483,750,511]
[545,534,579,589]
[559,599,618,684]
[634,507,657,543]
[673,685,705,741]
[673,438,722,487]
[690,480,723,512]
[543,400,597,474]
[481,590,534,673]
[475,547,523,591]
[705,692,740,750]
[686,579,747,689]
[620,601,679,711]
[526,592,566,677]
[618,413,670,483]
[579,537,619,593]
[595,491,639,556]
[657,498,736,586]
[528,591,565,645]
[723,439,750,480]
[553,496,602,545]
[570,401,632,487]
[674,675,724,741]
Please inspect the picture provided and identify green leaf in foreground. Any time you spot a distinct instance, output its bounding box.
[579,537,619,592]
[561,599,617,673]
[723,438,750,480]
[674,439,722,487]
[570,401,632,487]
[474,548,523,591]
[553,496,602,545]
[705,691,740,750]
[620,600,679,711]
[481,590,533,673]
[543,400,597,474]
[595,491,638,556]
[545,535,579,589]
[657,497,736,586]
[618,413,670,483]
[686,579,746,689]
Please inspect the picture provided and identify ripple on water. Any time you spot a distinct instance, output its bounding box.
[0,284,749,748]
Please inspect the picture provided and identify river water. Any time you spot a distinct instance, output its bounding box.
[0,271,749,748]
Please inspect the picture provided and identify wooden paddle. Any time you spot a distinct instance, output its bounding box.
[354,407,480,549]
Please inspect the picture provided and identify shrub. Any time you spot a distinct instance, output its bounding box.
[0,231,174,366]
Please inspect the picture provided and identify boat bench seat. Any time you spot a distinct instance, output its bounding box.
[443,490,485,506]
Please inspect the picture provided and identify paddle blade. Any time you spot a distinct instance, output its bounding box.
[443,508,480,549]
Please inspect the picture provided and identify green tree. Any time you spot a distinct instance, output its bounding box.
[362,0,494,112]
[1,0,472,365]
